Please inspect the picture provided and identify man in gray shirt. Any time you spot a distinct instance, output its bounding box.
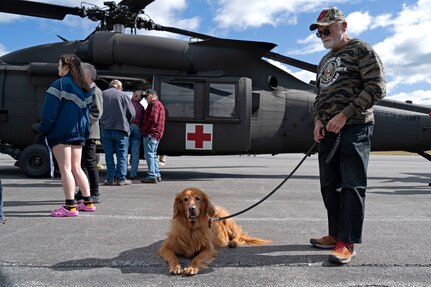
[100,80,135,186]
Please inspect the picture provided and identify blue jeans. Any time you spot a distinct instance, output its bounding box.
[143,135,160,179]
[101,129,129,181]
[0,179,3,221]
[128,124,142,177]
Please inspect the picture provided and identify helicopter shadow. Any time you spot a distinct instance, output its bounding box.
[2,182,63,188]
[153,170,321,181]
[51,240,330,275]
[367,172,431,195]
[368,186,431,195]
[370,172,431,184]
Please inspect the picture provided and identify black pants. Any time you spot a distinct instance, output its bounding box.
[81,139,100,196]
[318,123,373,244]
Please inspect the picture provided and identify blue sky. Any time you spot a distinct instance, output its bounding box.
[1,0,430,106]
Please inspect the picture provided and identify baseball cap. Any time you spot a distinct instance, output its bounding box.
[144,89,157,96]
[309,7,345,31]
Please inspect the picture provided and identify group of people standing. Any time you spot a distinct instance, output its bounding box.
[99,83,165,186]
[37,53,165,217]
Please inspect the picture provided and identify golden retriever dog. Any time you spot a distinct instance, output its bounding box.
[157,187,271,276]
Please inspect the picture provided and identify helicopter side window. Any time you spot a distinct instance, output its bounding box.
[208,83,236,118]
[161,82,195,118]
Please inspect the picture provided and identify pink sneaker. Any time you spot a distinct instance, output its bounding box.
[51,206,78,217]
[77,201,96,212]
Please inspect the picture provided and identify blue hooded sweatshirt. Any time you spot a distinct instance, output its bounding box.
[38,74,92,147]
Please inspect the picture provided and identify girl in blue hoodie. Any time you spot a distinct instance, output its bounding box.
[39,54,96,217]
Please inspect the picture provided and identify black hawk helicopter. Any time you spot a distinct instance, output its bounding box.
[1,0,431,178]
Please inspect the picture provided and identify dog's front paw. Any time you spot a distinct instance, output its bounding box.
[183,266,199,276]
[228,240,238,248]
[169,264,183,275]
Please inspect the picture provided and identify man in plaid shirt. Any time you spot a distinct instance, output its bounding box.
[140,89,166,183]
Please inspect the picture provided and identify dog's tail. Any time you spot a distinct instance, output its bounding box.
[236,233,272,246]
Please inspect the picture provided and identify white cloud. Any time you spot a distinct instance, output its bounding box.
[373,0,431,88]
[0,14,21,23]
[345,11,371,35]
[145,0,200,30]
[136,0,201,39]
[370,13,393,29]
[144,0,188,26]
[389,90,431,106]
[289,34,325,55]
[343,1,431,105]
[0,44,8,56]
[211,0,345,30]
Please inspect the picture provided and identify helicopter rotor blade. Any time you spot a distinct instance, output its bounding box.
[150,24,214,40]
[266,51,317,73]
[118,0,155,13]
[0,0,84,20]
[150,24,278,56]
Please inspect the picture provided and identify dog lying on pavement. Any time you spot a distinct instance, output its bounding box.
[157,187,271,275]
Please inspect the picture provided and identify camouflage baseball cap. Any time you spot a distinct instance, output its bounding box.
[309,7,345,31]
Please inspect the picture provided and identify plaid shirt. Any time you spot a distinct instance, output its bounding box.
[141,99,165,141]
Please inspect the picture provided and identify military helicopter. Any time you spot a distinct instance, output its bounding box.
[1,0,431,178]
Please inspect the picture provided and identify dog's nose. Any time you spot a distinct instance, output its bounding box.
[189,206,196,215]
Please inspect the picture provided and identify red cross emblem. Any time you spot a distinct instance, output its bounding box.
[185,123,213,150]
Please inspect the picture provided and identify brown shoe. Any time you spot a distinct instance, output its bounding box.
[310,235,337,249]
[329,241,356,264]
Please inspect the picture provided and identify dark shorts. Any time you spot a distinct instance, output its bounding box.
[64,141,85,146]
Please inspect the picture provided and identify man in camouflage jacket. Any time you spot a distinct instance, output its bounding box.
[309,7,386,264]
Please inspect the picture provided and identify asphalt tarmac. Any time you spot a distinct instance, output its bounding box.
[1,152,431,287]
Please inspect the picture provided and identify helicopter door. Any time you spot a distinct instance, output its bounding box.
[154,77,252,155]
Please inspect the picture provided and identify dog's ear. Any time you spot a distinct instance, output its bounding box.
[204,195,216,217]
[173,195,182,219]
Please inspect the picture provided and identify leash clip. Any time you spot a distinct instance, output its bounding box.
[207,216,220,228]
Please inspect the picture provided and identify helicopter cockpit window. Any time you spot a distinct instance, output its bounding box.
[208,83,236,118]
[161,82,195,118]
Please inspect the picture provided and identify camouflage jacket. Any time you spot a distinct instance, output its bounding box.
[314,38,386,125]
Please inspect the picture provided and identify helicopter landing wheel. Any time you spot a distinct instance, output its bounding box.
[18,144,50,178]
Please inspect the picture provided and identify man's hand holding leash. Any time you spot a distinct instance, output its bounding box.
[314,112,348,142]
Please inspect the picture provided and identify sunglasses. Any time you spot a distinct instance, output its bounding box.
[316,28,331,38]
